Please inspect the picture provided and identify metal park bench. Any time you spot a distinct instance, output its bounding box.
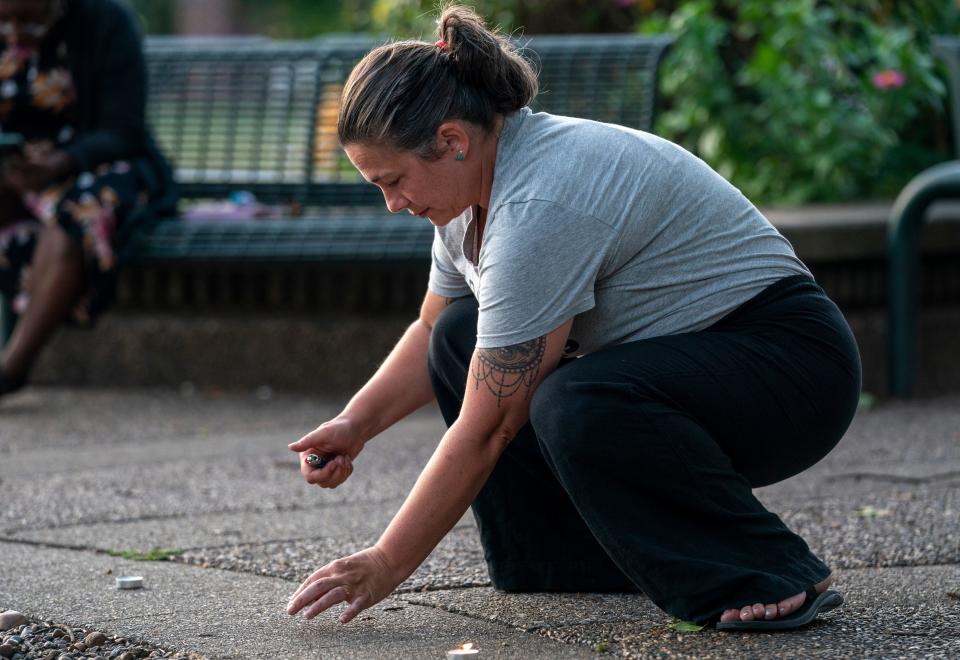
[0,34,672,341]
[886,36,960,396]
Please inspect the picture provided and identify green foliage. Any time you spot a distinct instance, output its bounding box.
[127,0,175,34]
[348,1,642,36]
[345,1,519,36]
[238,0,348,38]
[639,0,960,204]
[128,0,348,37]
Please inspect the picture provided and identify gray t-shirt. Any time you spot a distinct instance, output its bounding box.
[428,108,810,355]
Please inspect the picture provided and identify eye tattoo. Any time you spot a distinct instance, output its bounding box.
[473,337,546,406]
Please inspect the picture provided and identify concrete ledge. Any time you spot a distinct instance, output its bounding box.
[767,201,960,260]
[33,313,413,394]
[29,305,960,396]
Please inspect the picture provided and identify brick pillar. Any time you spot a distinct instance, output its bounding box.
[174,0,240,35]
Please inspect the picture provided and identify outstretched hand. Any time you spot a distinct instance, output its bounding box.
[286,546,404,623]
[288,417,365,488]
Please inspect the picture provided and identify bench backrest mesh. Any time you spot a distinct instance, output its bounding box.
[144,35,672,207]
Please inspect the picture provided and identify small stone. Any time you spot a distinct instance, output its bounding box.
[82,632,106,648]
[70,643,86,652]
[0,644,13,658]
[119,653,136,660]
[0,613,26,633]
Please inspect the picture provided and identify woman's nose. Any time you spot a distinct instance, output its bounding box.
[383,189,409,213]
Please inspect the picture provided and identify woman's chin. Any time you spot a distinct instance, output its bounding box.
[426,208,470,226]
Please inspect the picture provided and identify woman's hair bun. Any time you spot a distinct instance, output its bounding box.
[338,3,537,156]
[436,4,537,114]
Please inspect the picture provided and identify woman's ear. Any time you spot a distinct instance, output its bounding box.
[436,121,472,160]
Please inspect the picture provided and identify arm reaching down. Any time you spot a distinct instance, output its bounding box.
[288,291,463,487]
[287,318,574,622]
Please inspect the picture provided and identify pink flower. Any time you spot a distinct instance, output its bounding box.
[872,69,906,90]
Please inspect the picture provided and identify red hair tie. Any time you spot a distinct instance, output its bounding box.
[435,39,448,51]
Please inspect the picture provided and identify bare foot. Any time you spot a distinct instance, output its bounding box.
[718,575,833,623]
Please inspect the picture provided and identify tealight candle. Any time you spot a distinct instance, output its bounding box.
[116,575,143,590]
[447,642,479,658]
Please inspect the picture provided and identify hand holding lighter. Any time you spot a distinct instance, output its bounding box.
[305,453,329,469]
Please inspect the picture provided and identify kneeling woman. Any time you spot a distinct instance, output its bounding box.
[287,5,860,630]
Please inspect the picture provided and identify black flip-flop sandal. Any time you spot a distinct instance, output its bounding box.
[715,587,844,632]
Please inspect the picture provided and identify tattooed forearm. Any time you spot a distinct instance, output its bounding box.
[473,337,546,407]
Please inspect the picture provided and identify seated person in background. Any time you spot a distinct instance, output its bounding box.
[0,0,175,398]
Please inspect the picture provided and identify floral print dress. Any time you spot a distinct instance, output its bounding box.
[0,33,145,325]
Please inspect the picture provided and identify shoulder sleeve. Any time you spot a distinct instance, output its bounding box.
[428,229,472,298]
[475,200,615,348]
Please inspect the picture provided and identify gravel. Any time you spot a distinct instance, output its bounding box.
[0,612,205,660]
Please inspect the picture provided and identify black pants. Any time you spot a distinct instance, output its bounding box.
[426,275,861,624]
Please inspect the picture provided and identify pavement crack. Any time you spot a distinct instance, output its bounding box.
[0,497,400,535]
[396,582,490,594]
[824,471,960,485]
[397,595,537,633]
[0,536,105,555]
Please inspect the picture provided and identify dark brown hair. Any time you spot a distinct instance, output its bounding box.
[337,3,538,158]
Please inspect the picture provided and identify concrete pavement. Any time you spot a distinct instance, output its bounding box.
[2,387,959,658]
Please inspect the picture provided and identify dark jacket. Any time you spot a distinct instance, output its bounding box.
[62,0,176,215]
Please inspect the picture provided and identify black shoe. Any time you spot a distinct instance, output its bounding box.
[715,588,844,632]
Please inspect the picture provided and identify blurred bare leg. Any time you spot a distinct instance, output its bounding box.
[1,224,84,382]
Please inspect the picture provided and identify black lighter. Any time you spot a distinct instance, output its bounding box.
[305,453,329,469]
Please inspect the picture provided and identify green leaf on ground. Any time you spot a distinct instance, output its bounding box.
[670,618,706,632]
[105,547,183,561]
[593,642,609,653]
[855,506,892,519]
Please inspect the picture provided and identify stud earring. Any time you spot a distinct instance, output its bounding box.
[456,151,464,161]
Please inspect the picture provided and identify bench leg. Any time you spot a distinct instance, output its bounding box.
[887,160,960,397]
